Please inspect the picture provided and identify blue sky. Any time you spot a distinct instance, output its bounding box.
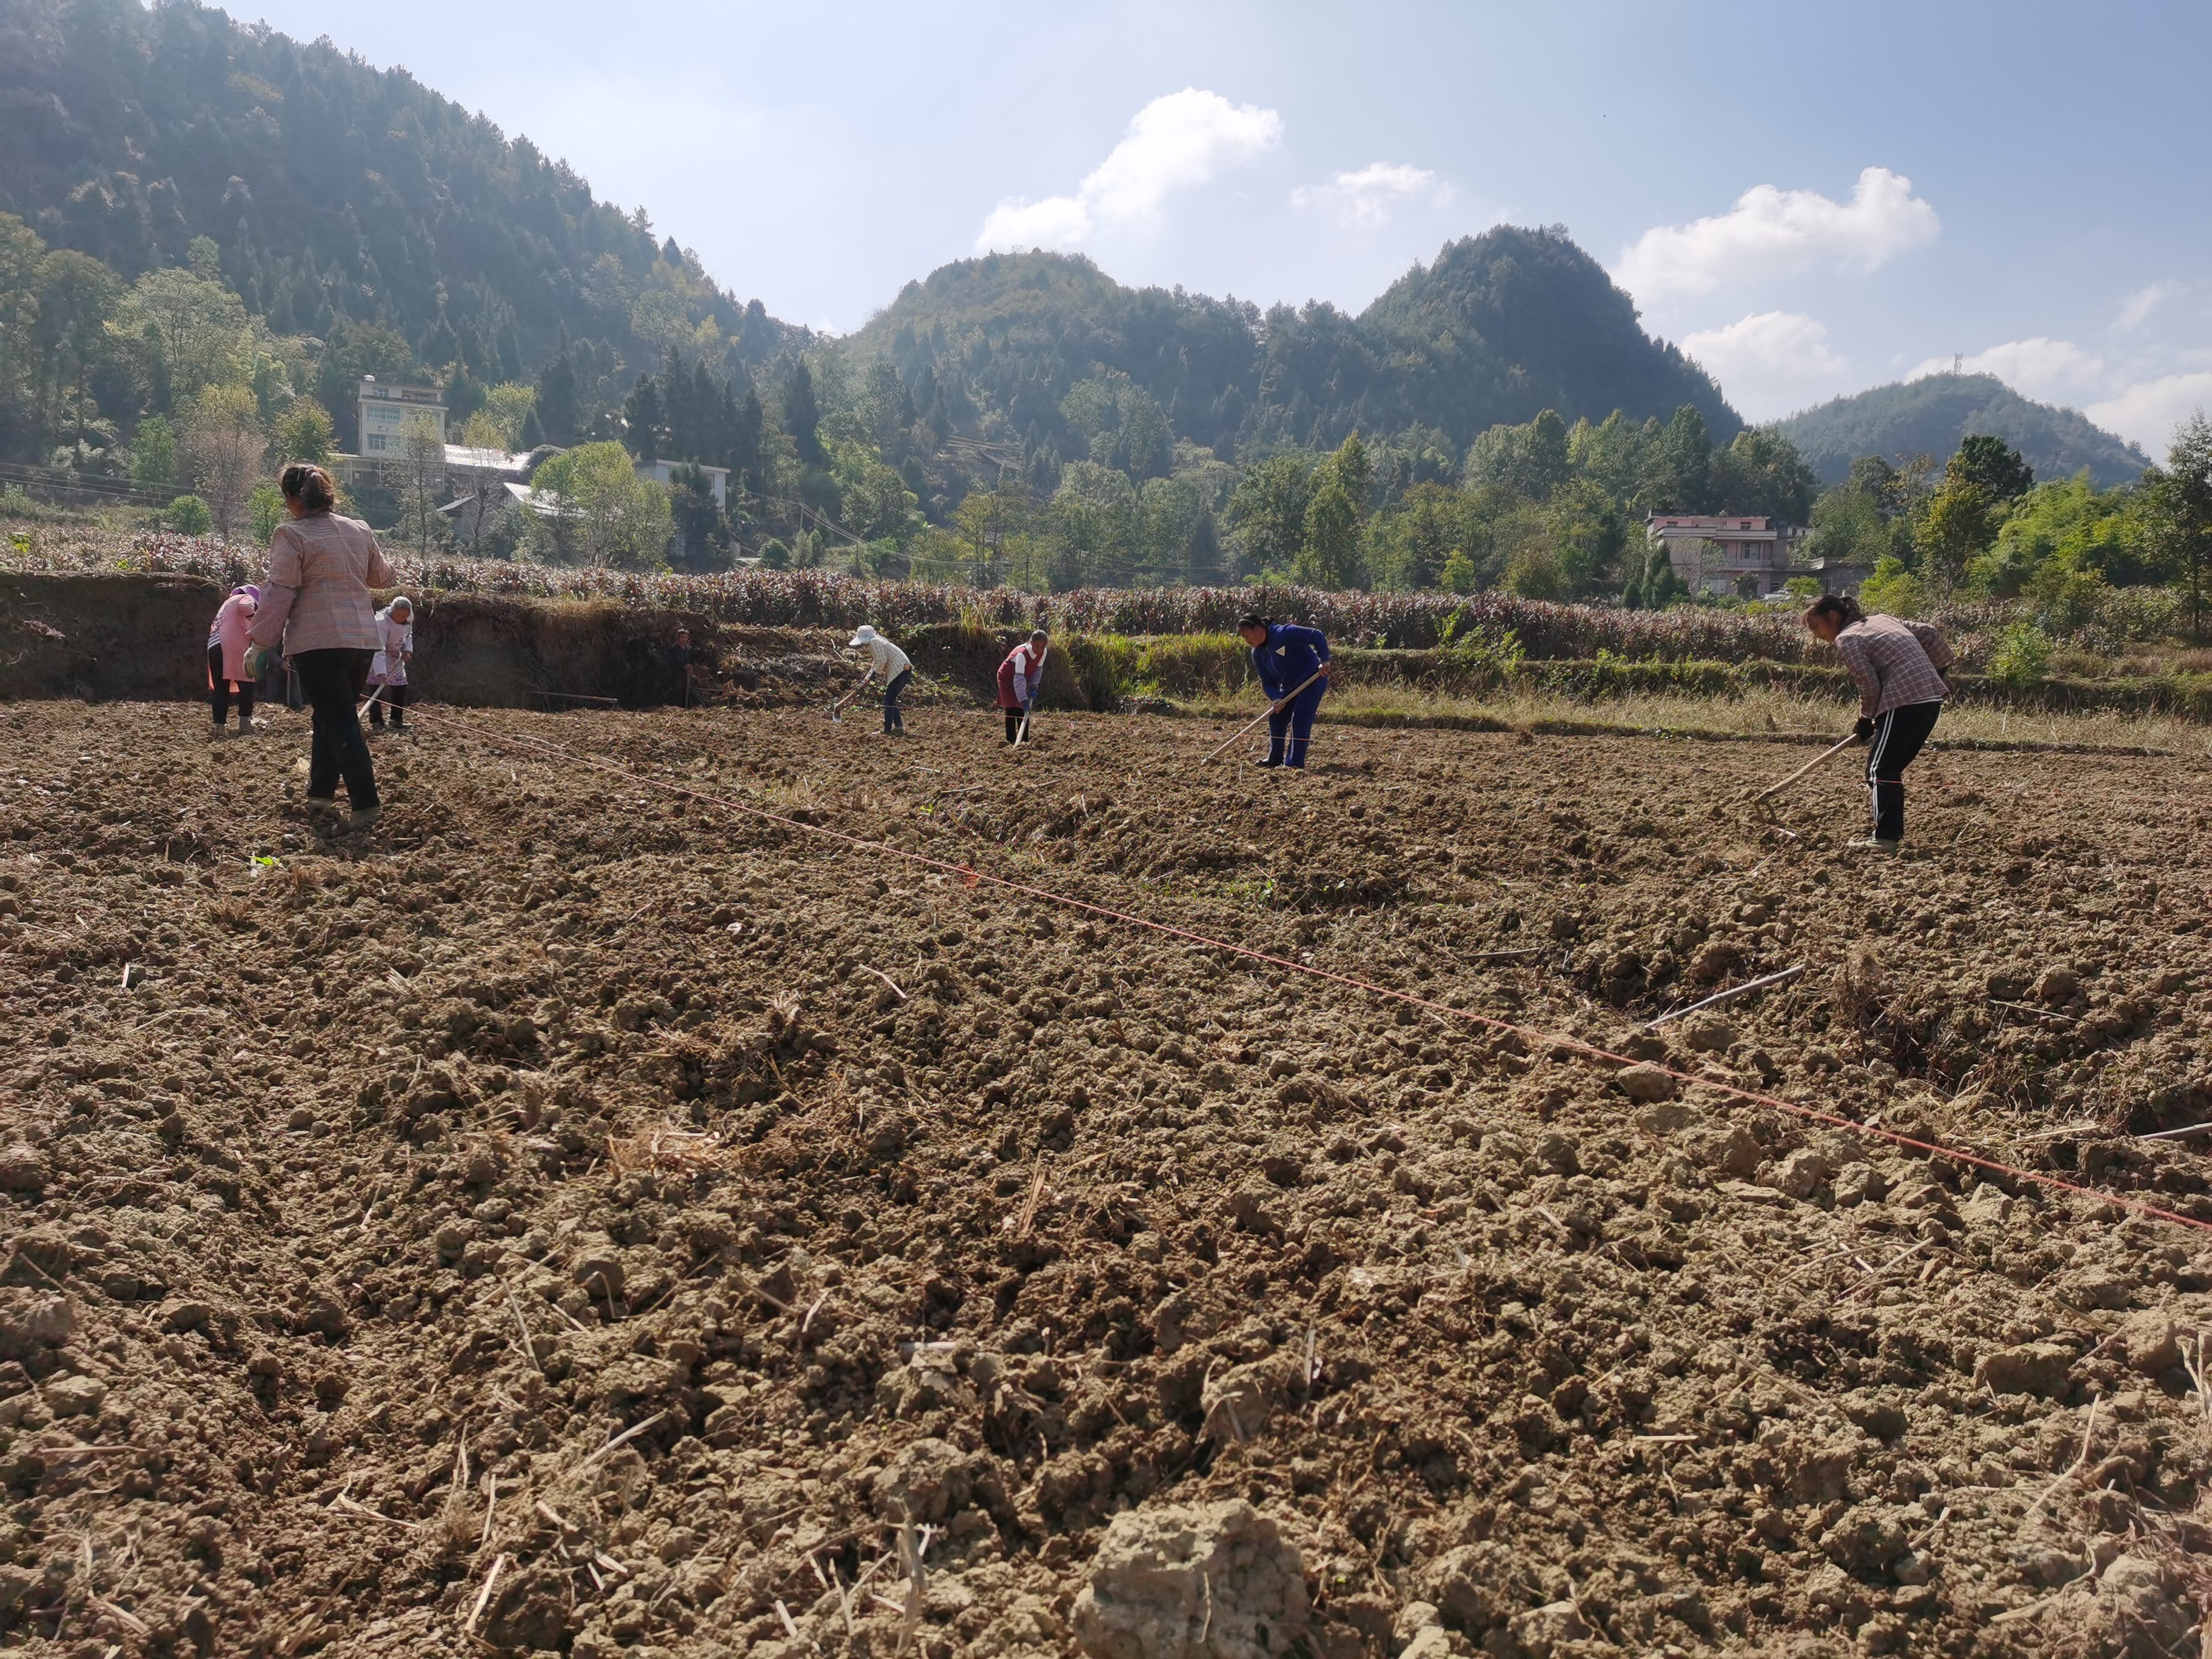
[240,0,2212,451]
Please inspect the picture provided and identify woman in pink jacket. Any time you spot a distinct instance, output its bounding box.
[207,583,260,734]
[246,464,397,830]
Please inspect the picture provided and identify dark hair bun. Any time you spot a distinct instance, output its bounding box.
[1803,593,1864,627]
[280,462,336,514]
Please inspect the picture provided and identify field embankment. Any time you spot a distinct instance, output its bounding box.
[5,532,2210,725]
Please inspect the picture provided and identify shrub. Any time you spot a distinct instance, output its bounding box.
[1859,555,1923,617]
[1989,622,2054,689]
[248,483,286,546]
[166,494,212,535]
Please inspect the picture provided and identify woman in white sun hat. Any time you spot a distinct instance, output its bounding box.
[848,624,913,736]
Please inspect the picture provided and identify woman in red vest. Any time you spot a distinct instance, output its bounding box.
[996,630,1050,743]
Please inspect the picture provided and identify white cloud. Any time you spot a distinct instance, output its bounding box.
[2086,374,2212,456]
[1908,338,2108,403]
[1291,162,1449,228]
[1681,311,1849,419]
[2116,281,2182,331]
[975,88,1282,252]
[975,194,1093,252]
[1617,166,1939,298]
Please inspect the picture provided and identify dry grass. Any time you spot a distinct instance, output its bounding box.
[1179,683,2212,755]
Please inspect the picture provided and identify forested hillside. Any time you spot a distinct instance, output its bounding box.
[846,232,1738,484]
[0,0,804,448]
[1776,374,2147,489]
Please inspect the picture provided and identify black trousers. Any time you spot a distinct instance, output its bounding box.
[1004,708,1028,742]
[882,667,912,733]
[1866,700,1940,842]
[292,648,379,809]
[367,684,409,728]
[208,645,253,726]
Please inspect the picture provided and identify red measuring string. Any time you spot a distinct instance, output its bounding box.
[406,705,2212,1240]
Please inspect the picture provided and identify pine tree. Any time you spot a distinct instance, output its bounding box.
[785,361,824,465]
[622,374,663,462]
[534,352,579,444]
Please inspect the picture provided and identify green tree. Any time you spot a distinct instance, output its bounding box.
[270,398,335,468]
[1711,427,1817,520]
[1136,474,1207,584]
[528,440,673,568]
[127,264,253,407]
[1503,541,1566,600]
[166,494,212,535]
[179,384,266,542]
[830,437,920,543]
[1544,480,1627,595]
[1296,474,1362,588]
[783,360,825,465]
[1466,410,1569,498]
[1980,473,2150,595]
[1121,387,1173,481]
[1859,554,1925,617]
[1951,434,2034,503]
[1643,405,1714,512]
[2143,411,2212,641]
[1916,478,1996,595]
[953,481,1028,586]
[1048,461,1137,588]
[533,352,582,444]
[1806,481,1894,570]
[131,414,177,488]
[392,409,453,560]
[249,482,286,544]
[1227,453,1314,575]
[33,250,126,449]
[1367,480,1461,589]
[478,383,537,450]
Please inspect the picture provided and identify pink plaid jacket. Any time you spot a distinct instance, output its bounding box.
[249,514,396,655]
[1834,615,1952,716]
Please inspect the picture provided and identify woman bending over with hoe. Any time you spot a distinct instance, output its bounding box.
[1237,612,1332,769]
[996,629,1050,744]
[1802,593,1952,854]
[846,625,913,736]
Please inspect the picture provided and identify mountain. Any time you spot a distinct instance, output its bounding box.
[846,230,1740,473]
[2,0,1744,544]
[1774,374,2148,489]
[0,0,806,439]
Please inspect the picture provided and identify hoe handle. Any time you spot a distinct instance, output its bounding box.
[1205,671,1322,763]
[1755,732,1858,802]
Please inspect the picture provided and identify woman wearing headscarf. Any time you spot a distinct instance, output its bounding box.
[245,463,396,830]
[367,595,415,732]
[207,583,260,734]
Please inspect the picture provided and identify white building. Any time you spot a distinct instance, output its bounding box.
[1646,514,1816,598]
[357,377,447,457]
[633,457,731,510]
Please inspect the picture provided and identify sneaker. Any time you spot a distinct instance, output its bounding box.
[304,795,340,814]
[1256,757,1282,769]
[347,805,382,831]
[1847,836,1900,854]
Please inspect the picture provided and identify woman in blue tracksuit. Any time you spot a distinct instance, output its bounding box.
[1237,612,1332,769]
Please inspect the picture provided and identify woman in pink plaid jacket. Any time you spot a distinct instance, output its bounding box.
[1803,593,1952,854]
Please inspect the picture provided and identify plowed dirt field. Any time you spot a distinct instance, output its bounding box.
[4,697,2211,1659]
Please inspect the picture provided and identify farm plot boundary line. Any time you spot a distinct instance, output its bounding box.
[404,704,2212,1243]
